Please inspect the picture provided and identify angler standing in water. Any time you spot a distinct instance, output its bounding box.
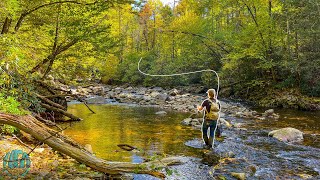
[197,89,221,149]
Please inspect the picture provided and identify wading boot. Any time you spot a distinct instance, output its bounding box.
[203,135,210,149]
[208,137,213,149]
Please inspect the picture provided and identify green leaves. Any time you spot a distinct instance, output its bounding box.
[0,93,25,115]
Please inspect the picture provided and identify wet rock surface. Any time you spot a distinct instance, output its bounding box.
[268,127,304,142]
[184,122,320,180]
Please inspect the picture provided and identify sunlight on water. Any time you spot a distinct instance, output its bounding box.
[63,104,202,162]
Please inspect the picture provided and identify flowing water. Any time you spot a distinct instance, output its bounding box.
[63,103,320,179]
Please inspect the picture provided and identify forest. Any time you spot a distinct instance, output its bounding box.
[0,0,319,179]
[0,0,319,111]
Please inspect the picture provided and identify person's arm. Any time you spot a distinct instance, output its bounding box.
[197,100,206,111]
[197,106,204,111]
[217,100,221,110]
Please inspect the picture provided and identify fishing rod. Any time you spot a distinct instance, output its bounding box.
[137,57,221,148]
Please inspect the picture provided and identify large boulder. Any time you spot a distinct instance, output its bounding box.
[268,127,303,142]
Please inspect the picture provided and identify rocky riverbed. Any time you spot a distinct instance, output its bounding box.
[1,84,319,179]
[66,84,319,179]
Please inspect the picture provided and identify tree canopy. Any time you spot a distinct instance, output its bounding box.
[0,0,319,112]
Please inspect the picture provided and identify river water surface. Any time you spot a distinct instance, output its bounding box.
[64,103,320,179]
[64,104,202,162]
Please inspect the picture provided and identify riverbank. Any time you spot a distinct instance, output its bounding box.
[0,135,106,179]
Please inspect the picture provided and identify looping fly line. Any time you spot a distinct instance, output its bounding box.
[137,57,220,99]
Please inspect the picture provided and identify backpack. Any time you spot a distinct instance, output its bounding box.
[205,99,219,120]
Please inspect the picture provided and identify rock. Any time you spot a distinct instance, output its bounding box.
[235,112,242,117]
[268,127,303,142]
[181,118,192,126]
[246,165,257,176]
[85,96,106,104]
[169,88,179,96]
[191,119,201,126]
[92,86,104,95]
[155,111,167,115]
[219,118,232,128]
[39,170,50,177]
[150,91,160,98]
[192,125,202,130]
[251,111,258,116]
[201,151,220,165]
[231,172,246,180]
[136,89,146,95]
[34,148,45,153]
[242,111,254,118]
[118,93,128,98]
[298,174,313,179]
[84,144,93,154]
[264,109,274,116]
[143,95,152,102]
[152,87,163,92]
[155,93,169,101]
[108,91,116,98]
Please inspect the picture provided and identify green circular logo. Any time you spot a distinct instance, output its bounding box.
[2,149,31,178]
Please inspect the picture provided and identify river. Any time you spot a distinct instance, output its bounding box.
[63,102,320,179]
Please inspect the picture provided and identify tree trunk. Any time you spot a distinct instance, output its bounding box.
[0,113,182,178]
[1,17,12,34]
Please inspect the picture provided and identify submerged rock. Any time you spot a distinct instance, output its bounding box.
[181,118,192,125]
[155,111,167,115]
[231,172,246,180]
[268,127,303,142]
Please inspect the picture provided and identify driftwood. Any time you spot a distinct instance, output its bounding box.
[40,103,81,121]
[0,113,182,178]
[117,144,137,151]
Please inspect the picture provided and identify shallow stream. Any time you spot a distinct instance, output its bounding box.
[64,103,320,179]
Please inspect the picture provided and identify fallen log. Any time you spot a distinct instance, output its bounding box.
[36,93,67,110]
[0,113,183,178]
[40,103,81,121]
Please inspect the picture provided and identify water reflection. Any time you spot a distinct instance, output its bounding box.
[64,104,201,162]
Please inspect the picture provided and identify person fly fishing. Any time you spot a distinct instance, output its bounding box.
[197,89,221,148]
